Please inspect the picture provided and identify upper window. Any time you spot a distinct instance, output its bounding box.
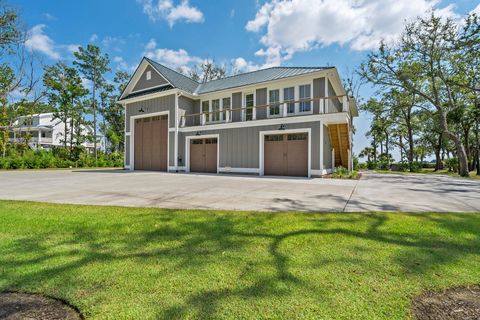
[222,97,231,110]
[299,84,311,113]
[211,99,220,122]
[146,70,152,80]
[269,89,280,116]
[245,93,254,121]
[283,87,295,114]
[201,101,209,115]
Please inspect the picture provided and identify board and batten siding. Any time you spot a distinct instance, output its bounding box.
[256,88,267,120]
[322,124,332,170]
[132,65,169,92]
[178,121,321,170]
[125,138,130,166]
[313,77,326,114]
[125,94,176,132]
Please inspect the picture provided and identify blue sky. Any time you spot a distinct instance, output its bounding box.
[10,0,480,157]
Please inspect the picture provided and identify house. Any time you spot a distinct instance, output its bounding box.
[118,57,358,177]
[9,113,101,151]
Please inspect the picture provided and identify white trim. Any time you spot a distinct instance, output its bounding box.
[169,166,186,171]
[129,110,170,171]
[242,91,256,121]
[311,168,332,176]
[319,120,323,171]
[124,103,128,168]
[185,133,220,174]
[125,132,131,136]
[174,93,179,169]
[180,112,349,132]
[131,83,171,95]
[120,88,180,104]
[125,165,131,169]
[121,59,174,99]
[219,167,259,174]
[259,128,312,178]
[168,128,175,132]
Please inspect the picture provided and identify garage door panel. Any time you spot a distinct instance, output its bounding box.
[134,115,168,171]
[190,139,204,173]
[204,138,217,173]
[264,133,308,177]
[190,138,217,173]
[264,135,285,176]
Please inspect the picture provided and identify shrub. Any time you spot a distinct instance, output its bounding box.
[330,167,361,179]
[356,162,368,170]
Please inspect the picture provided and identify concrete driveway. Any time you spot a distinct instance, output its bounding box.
[0,170,479,212]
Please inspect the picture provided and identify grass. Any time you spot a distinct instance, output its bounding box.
[0,201,479,319]
[373,168,480,180]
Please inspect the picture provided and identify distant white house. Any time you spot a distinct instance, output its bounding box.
[9,113,103,151]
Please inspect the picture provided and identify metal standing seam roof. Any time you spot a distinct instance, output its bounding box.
[145,57,333,95]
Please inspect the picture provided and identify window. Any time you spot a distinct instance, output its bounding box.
[269,89,280,116]
[211,99,220,122]
[283,87,295,114]
[245,94,254,121]
[265,134,284,142]
[202,101,209,114]
[288,133,308,141]
[146,70,151,80]
[222,97,231,110]
[299,84,311,113]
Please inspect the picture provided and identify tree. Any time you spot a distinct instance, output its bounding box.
[360,14,475,176]
[43,62,87,159]
[73,44,110,160]
[0,0,23,55]
[177,60,227,83]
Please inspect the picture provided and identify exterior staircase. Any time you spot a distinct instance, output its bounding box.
[327,123,350,168]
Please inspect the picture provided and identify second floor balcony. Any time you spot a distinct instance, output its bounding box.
[180,95,351,128]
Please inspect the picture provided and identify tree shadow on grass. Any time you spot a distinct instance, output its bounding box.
[0,208,479,318]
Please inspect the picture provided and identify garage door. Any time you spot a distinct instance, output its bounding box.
[190,138,217,173]
[264,133,308,177]
[134,115,168,171]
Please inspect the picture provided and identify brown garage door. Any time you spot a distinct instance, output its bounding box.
[190,138,217,173]
[264,133,308,177]
[134,115,168,171]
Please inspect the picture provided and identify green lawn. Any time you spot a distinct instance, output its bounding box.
[0,201,479,319]
[373,168,480,180]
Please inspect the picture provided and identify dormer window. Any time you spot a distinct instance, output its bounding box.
[146,70,151,80]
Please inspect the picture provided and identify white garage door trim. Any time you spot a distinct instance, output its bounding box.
[129,110,169,171]
[185,133,220,174]
[259,128,311,178]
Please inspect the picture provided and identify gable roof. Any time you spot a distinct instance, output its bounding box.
[145,57,199,93]
[120,57,333,100]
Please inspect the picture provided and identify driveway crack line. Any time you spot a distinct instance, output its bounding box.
[342,178,359,212]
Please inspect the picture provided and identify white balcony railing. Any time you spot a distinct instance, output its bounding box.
[179,95,349,128]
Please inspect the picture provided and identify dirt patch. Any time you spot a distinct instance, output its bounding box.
[412,286,480,320]
[0,292,82,320]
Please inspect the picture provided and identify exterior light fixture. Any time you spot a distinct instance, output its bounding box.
[139,107,145,113]
[195,131,201,136]
[279,124,286,130]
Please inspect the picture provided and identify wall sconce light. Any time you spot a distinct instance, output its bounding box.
[139,107,145,113]
[279,124,286,130]
[195,131,201,136]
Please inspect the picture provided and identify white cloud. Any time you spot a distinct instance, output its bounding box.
[144,38,203,70]
[113,56,136,72]
[231,57,261,73]
[137,0,204,27]
[246,0,459,64]
[24,24,61,60]
[90,34,98,42]
[471,4,480,15]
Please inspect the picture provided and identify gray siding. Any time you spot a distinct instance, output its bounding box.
[132,65,168,92]
[125,138,130,166]
[169,133,175,167]
[179,96,200,126]
[256,88,267,120]
[327,79,342,113]
[125,94,175,132]
[231,92,242,122]
[323,124,332,169]
[313,77,326,114]
[179,121,321,170]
